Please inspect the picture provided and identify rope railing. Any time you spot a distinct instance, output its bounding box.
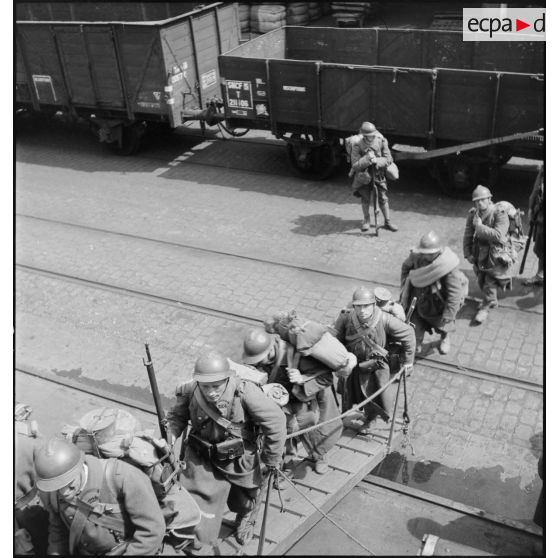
[285,366,407,440]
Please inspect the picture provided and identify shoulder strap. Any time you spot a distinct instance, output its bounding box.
[193,387,243,438]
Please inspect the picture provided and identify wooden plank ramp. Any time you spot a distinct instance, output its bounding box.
[214,415,401,555]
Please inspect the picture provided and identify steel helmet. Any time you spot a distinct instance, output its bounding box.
[242,328,274,365]
[34,437,84,492]
[373,286,393,305]
[352,286,375,306]
[472,185,492,201]
[359,121,377,136]
[193,351,233,383]
[412,231,443,254]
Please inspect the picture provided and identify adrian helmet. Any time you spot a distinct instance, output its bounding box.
[413,231,443,254]
[472,184,492,201]
[242,328,274,365]
[359,121,377,137]
[34,437,84,492]
[352,286,375,306]
[193,351,233,383]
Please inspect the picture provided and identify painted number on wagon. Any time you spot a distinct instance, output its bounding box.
[225,80,253,110]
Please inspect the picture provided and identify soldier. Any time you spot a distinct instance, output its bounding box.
[241,327,343,475]
[332,286,415,432]
[166,350,286,547]
[34,437,166,555]
[374,287,406,322]
[463,185,512,323]
[400,231,467,355]
[523,167,544,286]
[350,121,398,232]
[15,403,48,555]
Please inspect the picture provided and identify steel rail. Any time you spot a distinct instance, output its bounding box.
[16,367,543,544]
[16,213,543,317]
[361,476,543,538]
[16,263,543,393]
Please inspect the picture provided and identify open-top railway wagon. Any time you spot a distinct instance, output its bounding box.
[218,26,544,193]
[15,2,240,154]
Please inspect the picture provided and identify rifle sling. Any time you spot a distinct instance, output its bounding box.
[193,387,244,440]
[345,311,388,359]
[14,486,38,510]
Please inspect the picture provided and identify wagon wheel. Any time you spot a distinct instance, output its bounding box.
[286,141,337,180]
[110,122,145,156]
[435,156,481,198]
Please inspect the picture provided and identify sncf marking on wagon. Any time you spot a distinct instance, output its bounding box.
[283,85,306,92]
[225,80,253,110]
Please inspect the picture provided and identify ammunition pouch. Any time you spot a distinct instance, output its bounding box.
[188,434,245,462]
[188,433,214,460]
[214,437,245,462]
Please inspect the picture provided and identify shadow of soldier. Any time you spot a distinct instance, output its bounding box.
[290,214,369,237]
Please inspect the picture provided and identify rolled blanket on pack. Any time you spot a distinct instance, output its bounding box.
[400,247,461,309]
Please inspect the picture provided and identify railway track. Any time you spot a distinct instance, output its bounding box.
[16,213,542,317]
[16,262,543,394]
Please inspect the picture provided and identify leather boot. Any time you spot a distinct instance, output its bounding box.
[234,512,256,545]
[380,202,398,231]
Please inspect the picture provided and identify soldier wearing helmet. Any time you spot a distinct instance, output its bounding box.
[34,437,165,555]
[463,185,512,323]
[332,286,415,433]
[15,403,48,555]
[165,350,286,547]
[241,327,343,476]
[349,121,398,232]
[400,231,468,355]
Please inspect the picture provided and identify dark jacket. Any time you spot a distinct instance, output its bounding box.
[401,251,465,327]
[43,455,165,555]
[166,376,286,477]
[463,203,511,277]
[332,305,415,365]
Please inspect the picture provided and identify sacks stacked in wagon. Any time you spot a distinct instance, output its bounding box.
[307,2,322,21]
[61,407,201,548]
[286,2,309,26]
[331,1,379,23]
[250,3,287,34]
[238,3,250,32]
[263,310,356,377]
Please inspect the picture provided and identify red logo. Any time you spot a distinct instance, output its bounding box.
[516,18,530,32]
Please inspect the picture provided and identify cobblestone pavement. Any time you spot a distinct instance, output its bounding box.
[17,216,543,383]
[15,126,544,519]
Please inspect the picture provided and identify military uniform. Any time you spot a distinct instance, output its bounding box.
[350,123,397,231]
[463,202,511,306]
[42,455,166,555]
[400,247,466,345]
[254,334,343,465]
[333,305,415,419]
[525,171,545,284]
[166,375,286,544]
[15,417,48,555]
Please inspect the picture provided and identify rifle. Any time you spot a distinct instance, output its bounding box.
[143,343,169,442]
[372,181,380,236]
[405,296,417,324]
[519,220,535,275]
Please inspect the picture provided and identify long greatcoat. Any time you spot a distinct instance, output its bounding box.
[166,376,286,544]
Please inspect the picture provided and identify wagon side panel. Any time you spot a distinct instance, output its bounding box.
[219,57,270,128]
[433,69,495,142]
[320,66,434,139]
[493,73,544,136]
[16,24,69,108]
[115,25,168,116]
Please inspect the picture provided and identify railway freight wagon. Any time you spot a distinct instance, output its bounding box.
[16,2,240,154]
[218,26,544,193]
